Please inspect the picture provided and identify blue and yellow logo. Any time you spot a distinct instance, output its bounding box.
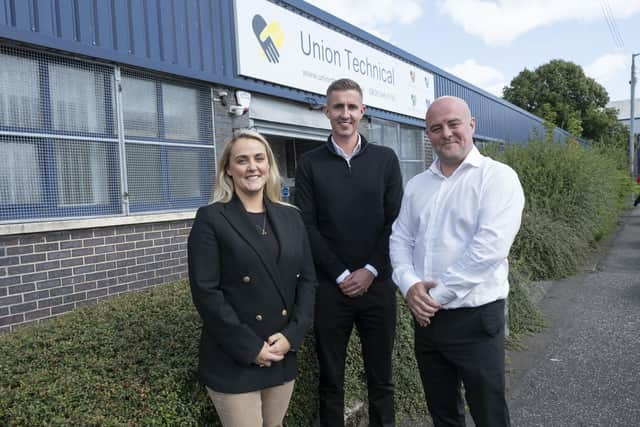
[252,14,284,63]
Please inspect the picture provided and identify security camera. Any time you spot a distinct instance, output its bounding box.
[228,105,247,116]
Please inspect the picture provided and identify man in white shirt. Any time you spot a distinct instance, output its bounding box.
[390,96,525,427]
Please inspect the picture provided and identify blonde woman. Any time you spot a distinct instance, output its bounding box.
[188,130,317,427]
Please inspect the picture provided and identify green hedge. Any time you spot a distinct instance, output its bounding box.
[0,282,426,426]
[1,139,633,425]
[0,283,210,426]
[486,140,632,281]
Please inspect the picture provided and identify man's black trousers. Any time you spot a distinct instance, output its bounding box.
[414,299,510,427]
[314,278,397,427]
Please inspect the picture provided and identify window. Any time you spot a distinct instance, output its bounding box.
[126,144,164,204]
[0,140,42,205]
[122,78,159,138]
[369,119,425,185]
[120,72,214,212]
[162,83,200,141]
[168,149,206,198]
[49,64,111,134]
[0,46,215,223]
[0,54,41,129]
[0,54,45,208]
[54,140,112,206]
[0,48,120,221]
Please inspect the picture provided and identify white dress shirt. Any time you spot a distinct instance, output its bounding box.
[390,146,525,309]
[331,135,361,166]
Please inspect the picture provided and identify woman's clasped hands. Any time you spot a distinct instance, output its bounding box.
[254,333,291,367]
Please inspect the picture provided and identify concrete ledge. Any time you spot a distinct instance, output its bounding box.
[0,211,198,236]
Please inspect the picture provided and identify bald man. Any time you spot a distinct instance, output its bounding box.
[390,96,525,427]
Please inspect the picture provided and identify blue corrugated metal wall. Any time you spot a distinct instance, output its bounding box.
[0,0,229,83]
[0,0,578,144]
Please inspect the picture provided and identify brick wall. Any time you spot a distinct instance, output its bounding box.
[0,220,193,332]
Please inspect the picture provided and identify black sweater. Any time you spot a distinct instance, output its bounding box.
[294,135,403,282]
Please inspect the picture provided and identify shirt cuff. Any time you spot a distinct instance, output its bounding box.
[364,264,378,278]
[395,270,423,298]
[336,269,351,284]
[429,281,457,306]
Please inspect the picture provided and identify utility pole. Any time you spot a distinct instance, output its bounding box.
[630,53,639,177]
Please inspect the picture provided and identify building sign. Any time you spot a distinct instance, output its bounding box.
[234,0,435,119]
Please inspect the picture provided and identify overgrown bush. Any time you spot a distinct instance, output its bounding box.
[506,263,546,349]
[485,139,632,280]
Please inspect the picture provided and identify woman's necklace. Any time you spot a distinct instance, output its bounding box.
[258,212,267,236]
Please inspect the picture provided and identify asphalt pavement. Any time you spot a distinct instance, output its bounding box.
[507,204,640,426]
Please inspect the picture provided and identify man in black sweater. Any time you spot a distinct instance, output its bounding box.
[295,78,403,427]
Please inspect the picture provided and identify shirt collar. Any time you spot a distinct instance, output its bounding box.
[331,134,361,159]
[429,144,483,177]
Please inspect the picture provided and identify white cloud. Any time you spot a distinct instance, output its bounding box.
[438,0,640,45]
[446,59,507,97]
[584,52,630,101]
[305,0,423,40]
[585,53,627,81]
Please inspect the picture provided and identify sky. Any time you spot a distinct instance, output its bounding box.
[304,0,640,103]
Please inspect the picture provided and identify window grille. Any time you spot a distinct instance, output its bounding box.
[122,77,159,138]
[368,119,425,186]
[0,140,42,204]
[120,70,215,213]
[0,54,41,129]
[0,45,215,223]
[49,64,112,134]
[0,47,120,221]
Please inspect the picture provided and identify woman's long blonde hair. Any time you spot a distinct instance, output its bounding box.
[211,130,285,205]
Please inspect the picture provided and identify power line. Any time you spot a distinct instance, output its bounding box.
[600,0,624,48]
[605,0,625,47]
[600,0,623,48]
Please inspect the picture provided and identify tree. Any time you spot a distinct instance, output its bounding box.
[503,59,621,142]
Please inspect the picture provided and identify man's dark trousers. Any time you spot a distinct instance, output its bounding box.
[314,277,397,427]
[414,299,510,427]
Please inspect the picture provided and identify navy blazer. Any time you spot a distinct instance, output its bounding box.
[188,196,317,393]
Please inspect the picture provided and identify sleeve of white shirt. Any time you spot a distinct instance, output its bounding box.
[390,181,423,297]
[364,264,378,278]
[336,269,351,284]
[430,165,525,305]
